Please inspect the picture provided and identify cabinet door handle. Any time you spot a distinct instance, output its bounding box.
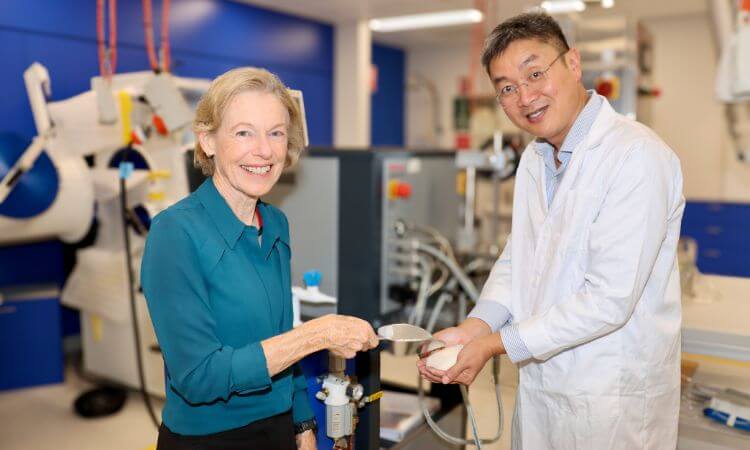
[0,305,18,315]
[703,249,722,259]
[705,226,723,236]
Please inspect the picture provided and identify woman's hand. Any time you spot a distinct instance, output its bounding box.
[315,315,379,359]
[296,429,316,450]
[262,314,378,377]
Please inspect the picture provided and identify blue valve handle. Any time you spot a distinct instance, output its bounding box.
[303,270,322,287]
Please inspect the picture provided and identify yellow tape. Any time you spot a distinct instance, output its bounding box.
[365,390,383,403]
[148,169,172,181]
[682,352,750,369]
[456,171,466,195]
[148,191,166,202]
[91,314,103,342]
[118,91,133,145]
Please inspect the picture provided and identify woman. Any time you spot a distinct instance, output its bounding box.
[141,67,379,450]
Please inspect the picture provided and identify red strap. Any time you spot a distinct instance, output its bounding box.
[255,208,263,229]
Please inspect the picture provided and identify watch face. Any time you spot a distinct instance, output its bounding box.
[295,418,317,434]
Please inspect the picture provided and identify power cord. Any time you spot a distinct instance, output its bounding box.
[119,146,161,429]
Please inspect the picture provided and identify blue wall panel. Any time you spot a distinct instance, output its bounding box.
[371,43,405,147]
[0,0,333,144]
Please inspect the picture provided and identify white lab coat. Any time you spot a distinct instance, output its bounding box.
[481,99,685,449]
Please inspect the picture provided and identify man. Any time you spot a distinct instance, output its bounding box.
[418,12,684,450]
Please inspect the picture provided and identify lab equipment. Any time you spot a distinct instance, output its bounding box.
[704,389,750,431]
[390,221,504,449]
[314,354,367,449]
[292,271,337,327]
[264,149,505,448]
[710,0,750,161]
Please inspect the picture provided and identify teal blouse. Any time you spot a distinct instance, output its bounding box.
[141,177,313,436]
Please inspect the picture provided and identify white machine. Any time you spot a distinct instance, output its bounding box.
[0,62,210,398]
[711,0,750,161]
[0,64,310,402]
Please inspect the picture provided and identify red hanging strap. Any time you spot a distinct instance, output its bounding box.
[142,0,171,72]
[96,0,117,79]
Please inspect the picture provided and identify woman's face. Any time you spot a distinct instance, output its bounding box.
[200,90,289,202]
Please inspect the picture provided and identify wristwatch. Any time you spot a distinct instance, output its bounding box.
[294,418,318,435]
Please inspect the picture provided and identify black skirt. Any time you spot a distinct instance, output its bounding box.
[156,410,296,450]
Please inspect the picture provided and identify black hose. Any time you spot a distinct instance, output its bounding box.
[119,146,161,429]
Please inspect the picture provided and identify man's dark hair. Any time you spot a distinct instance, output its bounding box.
[481,12,570,74]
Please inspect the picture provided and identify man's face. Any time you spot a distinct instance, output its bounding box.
[489,39,583,146]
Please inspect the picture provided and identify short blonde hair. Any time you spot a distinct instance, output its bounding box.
[193,67,305,176]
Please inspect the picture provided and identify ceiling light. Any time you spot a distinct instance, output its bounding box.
[540,1,586,14]
[369,9,483,33]
[601,0,615,8]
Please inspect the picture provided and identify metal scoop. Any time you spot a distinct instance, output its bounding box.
[377,323,434,343]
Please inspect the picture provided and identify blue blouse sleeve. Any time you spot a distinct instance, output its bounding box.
[141,211,272,404]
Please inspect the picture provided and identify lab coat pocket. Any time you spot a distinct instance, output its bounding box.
[558,188,599,259]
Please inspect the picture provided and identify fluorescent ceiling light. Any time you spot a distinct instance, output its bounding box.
[540,1,586,14]
[601,0,615,8]
[369,9,483,33]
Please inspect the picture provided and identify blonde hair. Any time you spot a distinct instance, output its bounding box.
[193,67,305,176]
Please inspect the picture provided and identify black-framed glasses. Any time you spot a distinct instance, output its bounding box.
[495,51,568,104]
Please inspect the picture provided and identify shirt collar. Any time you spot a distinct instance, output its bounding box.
[195,177,249,249]
[256,201,286,259]
[195,178,287,255]
[535,90,603,156]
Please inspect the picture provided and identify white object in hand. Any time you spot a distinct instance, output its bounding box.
[425,344,464,371]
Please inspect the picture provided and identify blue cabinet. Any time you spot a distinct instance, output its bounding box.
[681,201,750,277]
[0,289,63,391]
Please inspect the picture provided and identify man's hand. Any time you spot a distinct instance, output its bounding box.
[417,319,492,384]
[440,333,505,385]
[296,429,316,450]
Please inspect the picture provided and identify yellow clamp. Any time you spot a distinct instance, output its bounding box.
[148,169,172,181]
[363,390,383,404]
[118,91,133,146]
[148,191,166,202]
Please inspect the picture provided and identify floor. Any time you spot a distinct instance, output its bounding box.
[0,352,518,450]
[0,364,161,450]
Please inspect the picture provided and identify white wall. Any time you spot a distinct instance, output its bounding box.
[406,44,469,149]
[643,13,750,201]
[406,44,520,150]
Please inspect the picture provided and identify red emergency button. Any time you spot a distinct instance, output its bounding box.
[396,182,411,199]
[388,180,412,200]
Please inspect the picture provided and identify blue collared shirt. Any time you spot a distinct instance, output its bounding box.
[141,177,313,435]
[468,91,603,363]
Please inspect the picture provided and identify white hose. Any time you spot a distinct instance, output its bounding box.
[412,241,480,302]
[391,224,504,446]
[408,256,434,327]
[417,356,504,447]
[461,385,482,449]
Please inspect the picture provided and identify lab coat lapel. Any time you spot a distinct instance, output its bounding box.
[525,146,549,219]
[546,100,614,216]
